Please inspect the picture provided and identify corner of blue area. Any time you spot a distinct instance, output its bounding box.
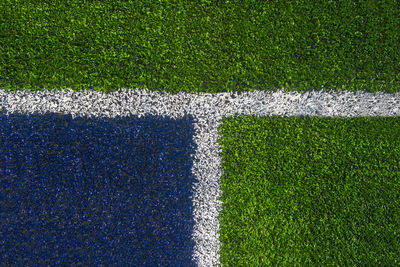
[0,111,198,266]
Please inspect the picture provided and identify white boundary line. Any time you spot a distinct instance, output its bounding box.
[1,87,400,266]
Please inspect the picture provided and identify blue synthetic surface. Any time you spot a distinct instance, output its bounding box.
[0,110,197,266]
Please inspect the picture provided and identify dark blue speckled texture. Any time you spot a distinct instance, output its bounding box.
[0,110,197,266]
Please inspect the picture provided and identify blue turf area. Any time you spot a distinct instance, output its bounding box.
[0,111,197,266]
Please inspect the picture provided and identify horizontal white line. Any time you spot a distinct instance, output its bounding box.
[1,87,400,120]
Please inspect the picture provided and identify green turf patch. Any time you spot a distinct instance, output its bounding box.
[217,115,400,265]
[1,0,399,94]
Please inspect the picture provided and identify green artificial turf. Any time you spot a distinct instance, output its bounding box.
[217,115,400,265]
[1,0,399,95]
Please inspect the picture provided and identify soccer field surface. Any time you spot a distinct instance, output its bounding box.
[1,0,400,265]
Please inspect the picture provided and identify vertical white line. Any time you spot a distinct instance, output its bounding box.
[190,116,223,266]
